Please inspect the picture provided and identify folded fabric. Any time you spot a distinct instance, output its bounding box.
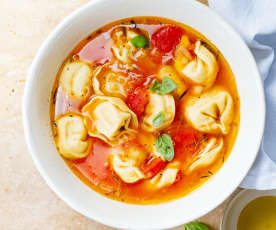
[209,0,276,189]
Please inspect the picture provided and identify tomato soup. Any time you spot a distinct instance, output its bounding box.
[50,17,240,204]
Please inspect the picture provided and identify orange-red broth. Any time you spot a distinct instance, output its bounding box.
[50,17,240,204]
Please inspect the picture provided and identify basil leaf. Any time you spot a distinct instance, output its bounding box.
[155,134,174,161]
[151,79,162,93]
[130,35,149,48]
[162,77,178,93]
[151,77,178,95]
[152,112,166,127]
[183,222,210,230]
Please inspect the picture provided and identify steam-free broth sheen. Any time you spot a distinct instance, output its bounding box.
[50,17,240,204]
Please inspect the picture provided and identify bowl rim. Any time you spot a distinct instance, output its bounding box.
[22,0,266,229]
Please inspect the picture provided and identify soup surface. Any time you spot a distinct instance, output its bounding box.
[50,17,240,204]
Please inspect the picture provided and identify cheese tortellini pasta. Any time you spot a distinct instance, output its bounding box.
[174,36,219,89]
[188,137,223,173]
[56,114,91,159]
[184,88,234,134]
[110,145,146,183]
[111,27,145,63]
[147,162,180,189]
[82,96,138,146]
[141,93,175,132]
[92,64,127,99]
[59,61,93,99]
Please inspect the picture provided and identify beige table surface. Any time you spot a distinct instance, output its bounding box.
[0,0,240,229]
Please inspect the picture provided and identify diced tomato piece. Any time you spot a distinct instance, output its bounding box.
[125,86,149,118]
[140,157,166,178]
[126,71,148,93]
[135,54,160,74]
[151,26,184,53]
[166,123,203,159]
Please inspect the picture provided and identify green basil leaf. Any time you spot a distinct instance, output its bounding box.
[183,222,210,230]
[152,112,166,127]
[151,79,162,93]
[161,77,178,93]
[151,77,178,95]
[155,134,174,161]
[130,35,149,48]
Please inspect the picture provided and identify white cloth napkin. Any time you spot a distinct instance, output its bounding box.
[209,0,276,189]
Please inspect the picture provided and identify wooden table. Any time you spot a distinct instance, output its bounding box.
[0,0,239,229]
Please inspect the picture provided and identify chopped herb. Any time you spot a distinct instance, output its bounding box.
[178,91,187,100]
[156,134,175,162]
[130,35,149,49]
[151,77,178,95]
[112,171,121,182]
[52,88,57,104]
[152,112,166,127]
[200,175,209,179]
[194,135,208,148]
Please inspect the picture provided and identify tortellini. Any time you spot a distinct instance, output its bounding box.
[82,96,138,146]
[56,114,91,159]
[174,37,219,89]
[110,145,146,183]
[111,27,138,63]
[157,66,187,98]
[92,64,127,99]
[111,27,147,63]
[59,61,93,99]
[148,162,180,189]
[184,88,234,134]
[188,137,223,172]
[141,93,175,132]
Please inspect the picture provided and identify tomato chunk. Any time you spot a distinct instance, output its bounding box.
[140,157,166,178]
[125,86,149,118]
[151,26,184,53]
[166,124,203,159]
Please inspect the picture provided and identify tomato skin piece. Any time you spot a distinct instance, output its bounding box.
[140,157,166,178]
[166,124,203,159]
[125,86,149,118]
[151,26,184,53]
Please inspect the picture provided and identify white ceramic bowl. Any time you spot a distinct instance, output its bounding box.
[22,0,265,229]
[221,189,276,230]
